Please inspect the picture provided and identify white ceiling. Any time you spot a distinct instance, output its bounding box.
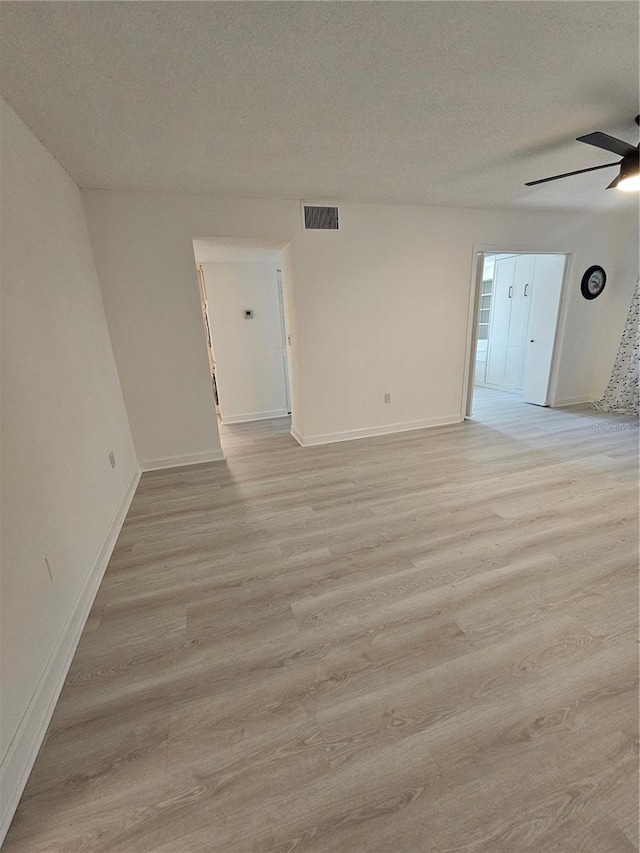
[1,2,638,213]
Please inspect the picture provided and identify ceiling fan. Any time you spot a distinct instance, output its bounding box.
[525,115,640,192]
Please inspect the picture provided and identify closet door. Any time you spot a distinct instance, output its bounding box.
[523,254,566,405]
[504,254,534,390]
[485,256,517,386]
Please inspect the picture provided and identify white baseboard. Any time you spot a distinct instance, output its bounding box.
[294,415,463,447]
[140,449,225,472]
[0,467,141,847]
[221,409,289,425]
[290,426,305,447]
[552,396,593,407]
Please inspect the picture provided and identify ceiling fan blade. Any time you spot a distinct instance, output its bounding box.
[576,132,636,158]
[605,175,620,189]
[525,161,620,187]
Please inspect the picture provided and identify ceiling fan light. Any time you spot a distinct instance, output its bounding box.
[615,152,640,191]
[616,172,640,192]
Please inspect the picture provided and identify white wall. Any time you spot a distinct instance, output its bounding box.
[0,100,138,841]
[82,193,299,463]
[81,189,631,454]
[201,263,288,423]
[292,206,626,429]
[590,210,639,401]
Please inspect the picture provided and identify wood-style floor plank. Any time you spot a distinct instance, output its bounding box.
[4,388,638,852]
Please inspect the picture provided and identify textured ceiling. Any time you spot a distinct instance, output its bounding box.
[1,2,638,213]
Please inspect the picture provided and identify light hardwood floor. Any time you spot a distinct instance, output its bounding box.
[4,391,639,852]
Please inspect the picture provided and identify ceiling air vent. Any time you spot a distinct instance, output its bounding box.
[302,204,339,231]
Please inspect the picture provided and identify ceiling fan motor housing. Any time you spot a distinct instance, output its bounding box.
[620,150,640,179]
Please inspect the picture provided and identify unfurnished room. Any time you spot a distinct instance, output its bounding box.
[0,2,638,852]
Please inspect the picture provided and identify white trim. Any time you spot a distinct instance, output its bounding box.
[140,450,225,472]
[466,243,576,256]
[221,410,289,425]
[294,415,463,447]
[462,247,486,417]
[0,467,141,847]
[464,246,574,417]
[553,396,593,407]
[290,426,305,446]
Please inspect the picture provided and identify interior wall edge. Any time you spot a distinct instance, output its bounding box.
[290,427,305,447]
[0,467,141,847]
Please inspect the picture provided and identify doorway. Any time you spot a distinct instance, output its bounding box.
[466,251,569,416]
[192,239,294,451]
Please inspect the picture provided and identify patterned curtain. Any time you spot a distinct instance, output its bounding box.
[593,279,640,415]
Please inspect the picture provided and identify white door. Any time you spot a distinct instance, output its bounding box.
[504,254,534,390]
[523,254,567,405]
[485,255,517,386]
[276,270,291,413]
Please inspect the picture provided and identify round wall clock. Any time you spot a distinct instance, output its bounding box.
[581,265,606,300]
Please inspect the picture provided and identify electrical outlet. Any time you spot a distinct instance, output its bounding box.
[384,393,391,404]
[44,551,54,581]
[109,451,116,469]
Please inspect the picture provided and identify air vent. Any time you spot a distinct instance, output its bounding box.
[302,204,339,231]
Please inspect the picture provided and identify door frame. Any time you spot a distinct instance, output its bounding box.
[196,264,219,407]
[276,268,292,414]
[461,245,575,417]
